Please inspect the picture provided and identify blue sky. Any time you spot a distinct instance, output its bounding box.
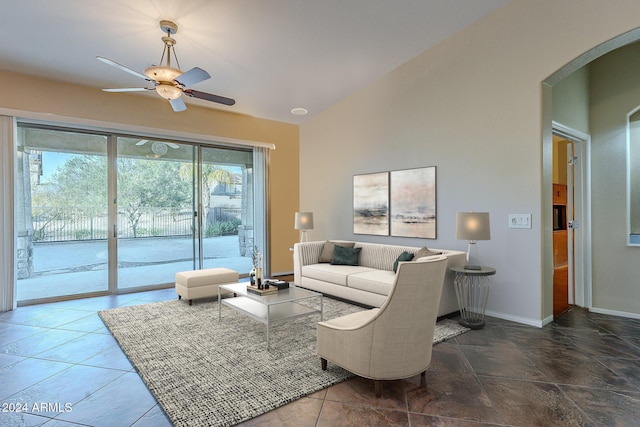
[40,151,71,183]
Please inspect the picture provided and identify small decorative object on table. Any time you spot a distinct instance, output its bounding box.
[265,280,289,290]
[250,246,261,285]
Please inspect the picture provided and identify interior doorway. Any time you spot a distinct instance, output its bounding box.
[552,134,572,316]
[552,123,592,316]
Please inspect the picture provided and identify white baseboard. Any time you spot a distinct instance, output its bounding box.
[589,306,640,320]
[486,307,640,326]
[541,315,554,326]
[484,309,544,328]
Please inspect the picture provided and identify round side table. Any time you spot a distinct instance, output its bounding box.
[449,266,496,329]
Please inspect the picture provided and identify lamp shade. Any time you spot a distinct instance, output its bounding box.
[294,212,314,230]
[456,212,490,241]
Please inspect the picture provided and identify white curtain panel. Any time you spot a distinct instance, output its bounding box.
[0,115,16,312]
[253,147,270,276]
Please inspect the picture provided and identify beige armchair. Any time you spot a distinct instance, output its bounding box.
[317,255,448,397]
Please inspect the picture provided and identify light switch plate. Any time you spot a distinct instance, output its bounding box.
[509,214,531,229]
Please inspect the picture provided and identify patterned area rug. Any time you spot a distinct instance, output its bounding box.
[99,296,468,427]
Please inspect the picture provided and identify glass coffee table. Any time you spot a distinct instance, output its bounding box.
[217,282,323,350]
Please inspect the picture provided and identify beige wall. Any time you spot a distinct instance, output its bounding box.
[0,70,299,275]
[300,0,640,325]
[589,42,640,314]
[552,66,590,135]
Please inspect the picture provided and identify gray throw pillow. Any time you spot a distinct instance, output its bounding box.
[318,241,355,263]
[330,245,362,266]
[393,251,415,272]
[414,246,442,259]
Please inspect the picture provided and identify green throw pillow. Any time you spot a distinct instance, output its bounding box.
[330,245,362,266]
[393,251,415,272]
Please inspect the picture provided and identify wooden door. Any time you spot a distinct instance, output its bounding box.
[552,183,570,316]
[553,230,569,315]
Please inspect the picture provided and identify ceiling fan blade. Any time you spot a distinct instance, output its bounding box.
[170,97,187,112]
[135,140,149,146]
[175,67,210,88]
[97,56,150,81]
[184,89,235,106]
[102,87,153,92]
[166,142,180,149]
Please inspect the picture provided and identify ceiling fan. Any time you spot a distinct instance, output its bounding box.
[97,20,235,112]
[135,140,178,156]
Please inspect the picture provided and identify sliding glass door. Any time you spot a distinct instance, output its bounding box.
[16,124,257,304]
[16,126,109,301]
[200,146,254,271]
[115,138,197,290]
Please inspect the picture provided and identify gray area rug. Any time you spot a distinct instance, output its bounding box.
[99,296,468,427]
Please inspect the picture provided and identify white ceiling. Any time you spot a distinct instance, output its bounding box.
[1,0,510,124]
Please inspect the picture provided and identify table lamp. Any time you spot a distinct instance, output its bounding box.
[295,212,314,242]
[455,212,490,270]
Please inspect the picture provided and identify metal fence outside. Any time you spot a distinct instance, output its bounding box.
[32,206,241,242]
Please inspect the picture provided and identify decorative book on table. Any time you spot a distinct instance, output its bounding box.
[246,284,278,296]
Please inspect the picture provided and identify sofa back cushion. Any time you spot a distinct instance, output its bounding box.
[354,243,426,271]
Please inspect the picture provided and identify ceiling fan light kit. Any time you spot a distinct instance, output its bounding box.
[155,83,182,100]
[151,141,169,155]
[144,66,182,84]
[97,20,235,111]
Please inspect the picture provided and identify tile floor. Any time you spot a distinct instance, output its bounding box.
[2,289,640,426]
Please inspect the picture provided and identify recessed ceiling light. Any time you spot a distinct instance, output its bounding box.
[291,107,308,116]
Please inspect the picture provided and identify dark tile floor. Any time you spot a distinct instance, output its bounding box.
[2,290,640,426]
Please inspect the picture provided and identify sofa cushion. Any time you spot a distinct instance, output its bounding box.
[302,264,376,286]
[319,241,355,263]
[331,246,362,266]
[348,269,396,296]
[393,251,414,272]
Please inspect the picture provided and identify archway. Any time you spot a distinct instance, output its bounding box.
[542,27,640,320]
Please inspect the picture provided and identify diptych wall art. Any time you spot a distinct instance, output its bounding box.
[353,167,436,238]
[390,167,437,239]
[353,172,390,235]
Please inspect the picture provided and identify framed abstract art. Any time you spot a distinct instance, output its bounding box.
[353,172,389,235]
[390,166,436,238]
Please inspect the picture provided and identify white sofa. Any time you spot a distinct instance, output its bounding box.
[293,241,466,317]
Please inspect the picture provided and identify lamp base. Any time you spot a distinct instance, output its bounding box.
[466,241,483,269]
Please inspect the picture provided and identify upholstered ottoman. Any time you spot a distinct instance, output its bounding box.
[175,267,239,305]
